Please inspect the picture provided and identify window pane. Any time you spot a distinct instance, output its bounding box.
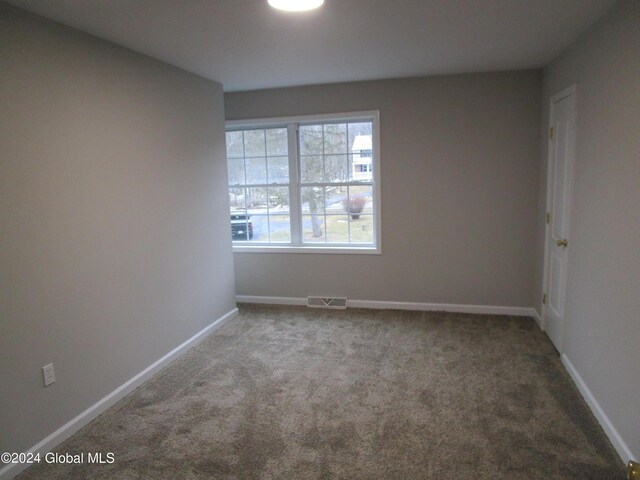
[301,187,325,214]
[348,186,373,215]
[246,187,268,214]
[325,186,347,214]
[324,123,347,154]
[324,155,348,183]
[300,155,323,183]
[302,215,325,243]
[227,157,245,185]
[229,187,245,213]
[226,131,244,158]
[349,215,374,243]
[269,215,291,243]
[326,215,349,243]
[244,129,266,157]
[267,156,289,184]
[300,125,323,155]
[266,128,288,156]
[245,158,267,184]
[268,187,289,214]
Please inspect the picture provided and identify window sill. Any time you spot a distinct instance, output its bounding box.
[232,245,381,255]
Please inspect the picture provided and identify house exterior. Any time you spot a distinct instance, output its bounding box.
[351,135,373,181]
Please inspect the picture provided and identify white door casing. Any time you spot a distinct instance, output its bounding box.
[543,85,577,353]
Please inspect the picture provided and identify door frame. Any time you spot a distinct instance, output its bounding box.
[541,84,577,352]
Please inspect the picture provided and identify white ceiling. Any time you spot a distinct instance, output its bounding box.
[8,0,617,92]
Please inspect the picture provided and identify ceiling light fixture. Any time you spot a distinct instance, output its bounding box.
[268,0,324,12]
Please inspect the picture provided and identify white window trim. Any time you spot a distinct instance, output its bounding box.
[227,110,381,255]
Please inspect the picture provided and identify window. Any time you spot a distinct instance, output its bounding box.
[226,111,380,253]
[227,127,291,243]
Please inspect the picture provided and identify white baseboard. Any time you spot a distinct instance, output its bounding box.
[0,307,239,480]
[237,295,307,306]
[531,308,543,329]
[347,299,534,317]
[236,295,537,318]
[561,354,633,464]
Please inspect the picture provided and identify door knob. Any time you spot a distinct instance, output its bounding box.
[556,238,568,248]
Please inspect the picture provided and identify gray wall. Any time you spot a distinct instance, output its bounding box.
[534,0,640,459]
[226,71,542,307]
[0,4,236,455]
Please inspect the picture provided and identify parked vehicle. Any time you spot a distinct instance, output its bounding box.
[231,213,253,240]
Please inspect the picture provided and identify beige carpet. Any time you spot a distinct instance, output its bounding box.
[17,305,624,479]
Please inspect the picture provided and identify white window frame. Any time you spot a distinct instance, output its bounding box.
[227,110,381,254]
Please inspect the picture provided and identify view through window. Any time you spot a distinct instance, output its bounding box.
[226,112,379,251]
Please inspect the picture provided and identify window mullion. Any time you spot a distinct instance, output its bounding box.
[287,123,302,245]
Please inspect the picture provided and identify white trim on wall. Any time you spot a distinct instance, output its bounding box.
[347,299,534,316]
[236,295,308,306]
[226,110,381,129]
[0,308,239,480]
[236,295,537,317]
[561,354,633,464]
[531,308,543,329]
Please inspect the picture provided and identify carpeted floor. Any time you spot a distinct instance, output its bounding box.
[17,305,625,479]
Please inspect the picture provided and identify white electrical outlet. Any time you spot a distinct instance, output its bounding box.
[42,363,55,387]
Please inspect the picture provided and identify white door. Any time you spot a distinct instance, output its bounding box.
[543,86,576,352]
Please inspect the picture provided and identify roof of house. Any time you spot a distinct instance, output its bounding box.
[351,135,372,152]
